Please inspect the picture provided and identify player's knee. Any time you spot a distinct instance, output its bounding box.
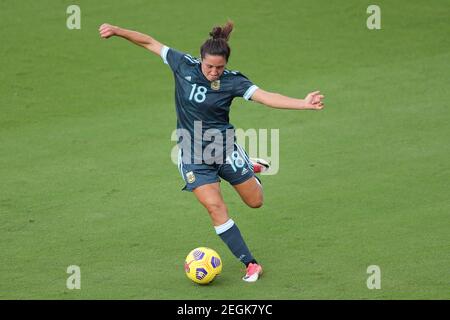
[249,201,263,208]
[204,201,227,216]
[247,197,263,209]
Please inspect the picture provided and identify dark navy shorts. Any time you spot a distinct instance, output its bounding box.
[177,144,254,191]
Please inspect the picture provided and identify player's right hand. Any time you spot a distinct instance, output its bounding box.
[99,23,117,39]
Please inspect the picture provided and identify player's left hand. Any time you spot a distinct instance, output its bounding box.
[304,91,325,110]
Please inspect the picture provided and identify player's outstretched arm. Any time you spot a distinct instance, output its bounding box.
[251,88,325,110]
[99,23,164,57]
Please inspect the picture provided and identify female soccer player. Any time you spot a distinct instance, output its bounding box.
[99,21,324,282]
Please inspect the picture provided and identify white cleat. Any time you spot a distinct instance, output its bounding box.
[249,158,270,173]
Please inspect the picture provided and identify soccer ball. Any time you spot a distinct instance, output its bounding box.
[184,247,222,285]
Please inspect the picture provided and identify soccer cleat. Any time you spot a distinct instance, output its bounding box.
[242,263,263,282]
[250,158,270,173]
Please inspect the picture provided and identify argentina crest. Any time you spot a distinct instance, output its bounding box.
[186,171,196,183]
[211,80,220,90]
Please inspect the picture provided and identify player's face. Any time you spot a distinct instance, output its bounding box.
[201,54,227,81]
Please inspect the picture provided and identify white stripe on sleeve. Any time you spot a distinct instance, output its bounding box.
[161,46,170,64]
[243,85,259,100]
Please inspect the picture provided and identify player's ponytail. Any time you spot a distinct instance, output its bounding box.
[209,21,233,41]
[200,20,234,62]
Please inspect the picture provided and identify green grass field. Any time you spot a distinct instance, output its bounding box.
[1,0,449,299]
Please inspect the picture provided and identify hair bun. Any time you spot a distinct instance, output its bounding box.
[209,21,234,41]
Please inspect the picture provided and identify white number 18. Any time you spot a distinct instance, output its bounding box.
[189,84,207,103]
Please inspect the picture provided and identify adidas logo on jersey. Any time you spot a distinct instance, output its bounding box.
[184,76,192,82]
[241,168,249,175]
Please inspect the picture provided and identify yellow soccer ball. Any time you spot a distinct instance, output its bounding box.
[184,247,222,285]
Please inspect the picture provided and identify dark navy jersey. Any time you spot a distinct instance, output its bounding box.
[161,46,258,164]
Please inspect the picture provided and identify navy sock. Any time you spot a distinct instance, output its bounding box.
[215,219,256,266]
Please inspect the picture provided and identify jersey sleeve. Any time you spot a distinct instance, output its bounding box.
[232,73,259,101]
[160,46,185,73]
